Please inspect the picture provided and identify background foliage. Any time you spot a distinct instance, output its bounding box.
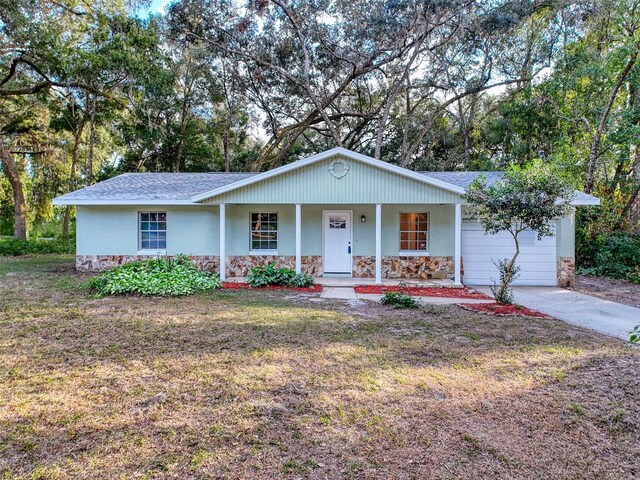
[0,0,638,276]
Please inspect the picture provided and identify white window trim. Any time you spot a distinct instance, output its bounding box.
[250,211,279,252]
[398,250,431,256]
[398,211,430,255]
[249,249,279,255]
[138,211,167,252]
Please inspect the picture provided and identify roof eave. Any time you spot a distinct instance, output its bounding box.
[570,197,600,206]
[52,198,200,206]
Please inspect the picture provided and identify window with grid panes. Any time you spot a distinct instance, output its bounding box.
[139,212,167,250]
[399,212,428,251]
[250,213,278,251]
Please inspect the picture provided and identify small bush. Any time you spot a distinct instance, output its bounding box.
[247,262,314,288]
[380,291,420,309]
[86,255,221,296]
[490,258,521,304]
[287,272,314,288]
[0,237,75,256]
[630,325,640,344]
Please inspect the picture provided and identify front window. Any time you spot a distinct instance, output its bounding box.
[251,212,278,251]
[139,212,167,250]
[400,212,428,252]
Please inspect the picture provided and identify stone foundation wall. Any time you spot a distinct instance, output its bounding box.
[353,255,455,279]
[557,256,576,288]
[226,255,323,277]
[77,253,456,280]
[76,255,219,272]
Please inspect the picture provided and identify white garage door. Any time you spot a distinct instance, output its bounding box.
[462,220,557,286]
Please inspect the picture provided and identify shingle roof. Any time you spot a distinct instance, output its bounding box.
[52,167,598,206]
[419,171,504,189]
[419,171,598,205]
[53,172,258,203]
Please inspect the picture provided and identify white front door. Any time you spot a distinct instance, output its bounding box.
[323,211,352,274]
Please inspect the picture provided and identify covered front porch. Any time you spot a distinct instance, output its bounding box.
[216,202,463,285]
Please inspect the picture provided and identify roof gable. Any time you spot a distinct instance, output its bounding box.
[196,149,465,204]
[191,147,465,202]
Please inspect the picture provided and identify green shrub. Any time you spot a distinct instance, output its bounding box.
[86,255,221,296]
[380,291,420,309]
[627,268,640,284]
[630,325,640,344]
[577,232,640,283]
[0,237,75,256]
[490,258,521,304]
[287,272,314,288]
[246,261,314,288]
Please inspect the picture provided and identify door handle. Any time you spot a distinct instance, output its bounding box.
[348,242,351,254]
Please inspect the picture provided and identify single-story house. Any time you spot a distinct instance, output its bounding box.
[53,147,599,286]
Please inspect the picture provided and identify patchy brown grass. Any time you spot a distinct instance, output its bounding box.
[1,255,639,479]
[575,274,640,308]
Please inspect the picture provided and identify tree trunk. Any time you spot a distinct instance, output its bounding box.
[585,53,637,194]
[87,93,97,184]
[495,233,520,302]
[0,134,27,240]
[62,118,87,239]
[223,127,230,172]
[628,81,640,228]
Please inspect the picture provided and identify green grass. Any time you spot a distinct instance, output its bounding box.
[0,254,74,275]
[0,256,638,479]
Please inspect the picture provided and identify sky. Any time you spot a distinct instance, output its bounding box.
[137,0,171,16]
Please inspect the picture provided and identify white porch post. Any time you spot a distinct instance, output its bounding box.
[454,203,462,285]
[219,203,226,281]
[295,203,302,274]
[375,203,382,284]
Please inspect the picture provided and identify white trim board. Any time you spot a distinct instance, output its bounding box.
[52,199,202,206]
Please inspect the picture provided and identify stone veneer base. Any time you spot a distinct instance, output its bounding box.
[77,254,457,280]
[353,255,455,279]
[557,256,576,288]
[76,255,219,273]
[226,255,323,277]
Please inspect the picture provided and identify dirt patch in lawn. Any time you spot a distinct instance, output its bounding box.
[575,274,640,308]
[222,281,323,293]
[459,302,551,318]
[1,256,639,479]
[354,285,491,299]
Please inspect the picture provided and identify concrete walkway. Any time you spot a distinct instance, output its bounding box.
[476,286,639,340]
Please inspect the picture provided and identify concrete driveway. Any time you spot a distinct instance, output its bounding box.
[476,286,640,341]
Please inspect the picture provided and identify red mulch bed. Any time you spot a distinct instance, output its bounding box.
[222,282,323,293]
[354,285,492,300]
[459,302,551,318]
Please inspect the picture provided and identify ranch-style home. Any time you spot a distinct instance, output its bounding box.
[53,147,599,287]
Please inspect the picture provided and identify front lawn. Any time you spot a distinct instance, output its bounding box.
[0,256,638,479]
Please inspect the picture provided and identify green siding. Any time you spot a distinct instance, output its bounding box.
[77,205,218,255]
[77,203,455,257]
[226,204,296,255]
[556,211,575,257]
[382,205,454,256]
[203,155,462,204]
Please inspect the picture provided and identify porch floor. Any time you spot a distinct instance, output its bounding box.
[224,276,457,288]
